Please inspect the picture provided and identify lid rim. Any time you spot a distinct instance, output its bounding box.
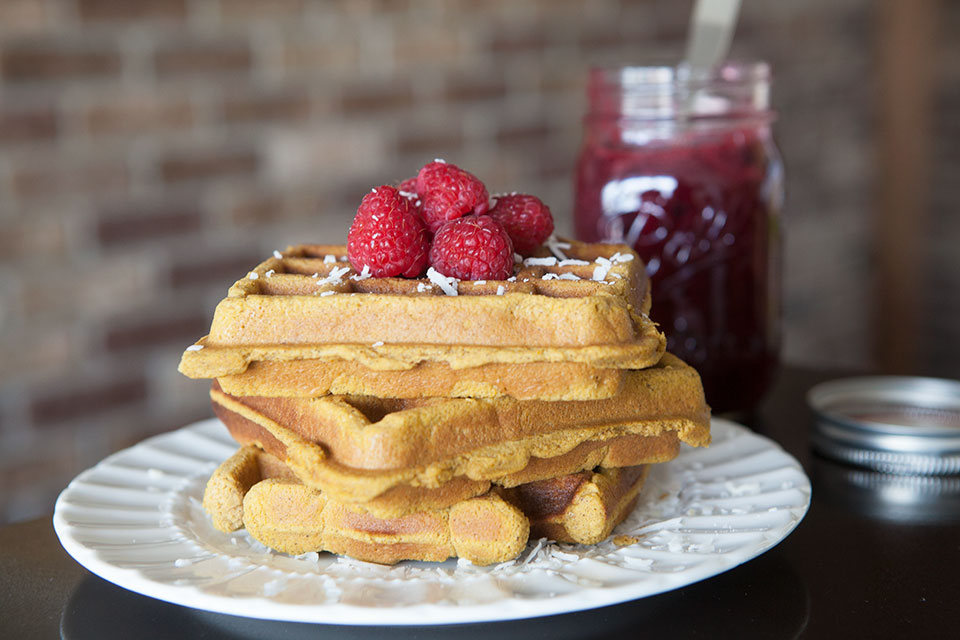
[812,435,960,476]
[807,375,960,435]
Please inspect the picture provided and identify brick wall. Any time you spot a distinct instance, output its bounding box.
[0,0,956,523]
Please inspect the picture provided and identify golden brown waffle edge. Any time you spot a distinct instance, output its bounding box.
[178,240,665,380]
[205,446,650,565]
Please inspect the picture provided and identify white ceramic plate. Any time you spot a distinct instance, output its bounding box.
[54,418,810,625]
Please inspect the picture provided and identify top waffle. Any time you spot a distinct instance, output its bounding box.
[179,239,665,379]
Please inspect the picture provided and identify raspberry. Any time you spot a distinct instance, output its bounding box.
[428,215,514,281]
[488,193,554,255]
[347,186,429,278]
[415,160,489,233]
[398,176,418,196]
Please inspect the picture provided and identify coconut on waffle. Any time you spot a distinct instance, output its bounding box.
[208,353,709,516]
[205,446,649,565]
[178,239,665,400]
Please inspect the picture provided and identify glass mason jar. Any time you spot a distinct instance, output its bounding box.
[574,63,784,414]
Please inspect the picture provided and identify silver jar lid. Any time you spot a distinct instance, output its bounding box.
[807,376,960,475]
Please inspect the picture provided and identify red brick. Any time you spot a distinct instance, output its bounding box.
[97,203,202,246]
[30,375,148,426]
[220,89,311,124]
[11,161,128,201]
[0,104,57,143]
[108,410,211,452]
[489,29,550,54]
[77,0,187,22]
[82,94,193,135]
[338,79,414,114]
[216,0,305,21]
[395,128,464,157]
[0,217,67,260]
[154,40,252,78]
[0,43,121,83]
[104,312,210,352]
[222,192,286,227]
[282,40,358,70]
[168,251,261,289]
[0,328,74,383]
[536,150,576,181]
[578,27,631,51]
[159,148,259,184]
[0,452,78,493]
[0,0,51,33]
[495,122,556,146]
[393,29,461,64]
[443,74,507,103]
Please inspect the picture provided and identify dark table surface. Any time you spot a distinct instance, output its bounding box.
[3,366,959,640]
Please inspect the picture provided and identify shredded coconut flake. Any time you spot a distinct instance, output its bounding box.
[496,285,505,295]
[558,258,590,267]
[185,345,204,352]
[323,255,336,264]
[350,265,372,281]
[399,190,417,199]
[514,253,523,263]
[434,158,446,163]
[592,264,611,282]
[371,341,384,347]
[318,265,350,286]
[542,273,559,280]
[264,269,275,278]
[558,273,581,280]
[247,271,259,280]
[507,276,517,282]
[416,283,428,292]
[311,272,319,278]
[595,256,612,267]
[319,290,335,297]
[273,250,283,259]
[473,280,486,285]
[610,252,635,263]
[427,267,458,296]
[524,256,558,267]
[546,235,571,260]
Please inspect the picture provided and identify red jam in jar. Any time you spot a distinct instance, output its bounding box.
[574,64,784,414]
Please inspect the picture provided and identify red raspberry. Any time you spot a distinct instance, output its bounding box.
[347,186,429,278]
[415,161,489,233]
[489,193,554,255]
[429,215,514,281]
[398,176,418,196]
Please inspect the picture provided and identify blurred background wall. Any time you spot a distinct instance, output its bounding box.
[0,0,956,523]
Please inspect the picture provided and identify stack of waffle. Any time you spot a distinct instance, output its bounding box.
[180,239,710,565]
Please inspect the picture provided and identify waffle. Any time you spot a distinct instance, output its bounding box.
[178,241,666,395]
[204,446,649,565]
[215,358,632,401]
[502,466,649,545]
[209,353,709,515]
